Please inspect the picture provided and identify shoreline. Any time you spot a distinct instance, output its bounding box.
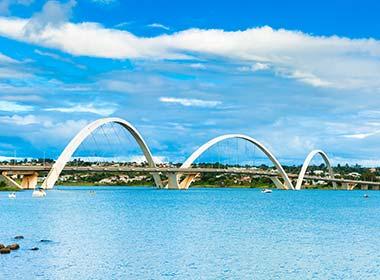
[1,182,342,191]
[54,183,337,190]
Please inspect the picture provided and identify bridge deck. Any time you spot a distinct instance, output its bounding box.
[1,165,379,186]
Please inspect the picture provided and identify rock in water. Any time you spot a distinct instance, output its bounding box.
[0,244,5,249]
[40,239,53,243]
[14,236,24,240]
[0,248,11,254]
[7,243,20,250]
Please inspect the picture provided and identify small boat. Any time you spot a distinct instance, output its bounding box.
[32,188,46,198]
[261,189,272,194]
[8,192,16,199]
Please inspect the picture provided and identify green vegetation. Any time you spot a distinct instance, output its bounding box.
[3,159,380,189]
[0,181,20,192]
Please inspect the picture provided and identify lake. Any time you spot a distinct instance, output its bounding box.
[1,187,380,279]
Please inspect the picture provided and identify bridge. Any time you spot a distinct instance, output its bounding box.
[0,117,376,192]
[0,165,378,190]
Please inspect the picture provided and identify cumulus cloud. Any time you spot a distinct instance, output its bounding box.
[37,119,90,144]
[252,62,270,71]
[159,97,221,108]
[239,62,270,72]
[0,114,39,125]
[23,0,76,35]
[0,101,33,112]
[1,16,380,89]
[45,103,117,116]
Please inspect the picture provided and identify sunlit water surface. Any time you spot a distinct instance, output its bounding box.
[1,187,380,279]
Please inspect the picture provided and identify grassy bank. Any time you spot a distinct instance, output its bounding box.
[56,182,154,187]
[56,181,269,188]
[0,181,20,192]
[55,182,337,190]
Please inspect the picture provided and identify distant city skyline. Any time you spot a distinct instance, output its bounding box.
[1,0,380,166]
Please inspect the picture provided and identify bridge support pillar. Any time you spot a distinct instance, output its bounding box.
[166,173,198,190]
[21,172,38,190]
[343,182,358,190]
[361,184,368,190]
[167,173,180,189]
[350,183,358,190]
[372,185,379,190]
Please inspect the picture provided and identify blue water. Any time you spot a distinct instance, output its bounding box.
[1,187,380,279]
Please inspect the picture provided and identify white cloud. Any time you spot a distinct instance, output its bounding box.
[0,100,33,112]
[38,119,89,143]
[331,157,380,167]
[159,97,221,108]
[342,130,380,139]
[45,103,117,116]
[284,70,332,87]
[189,63,206,69]
[99,75,166,93]
[0,155,28,161]
[239,62,270,72]
[24,0,76,35]
[251,62,269,71]
[0,114,39,125]
[34,49,85,69]
[1,13,380,89]
[91,0,116,4]
[0,68,32,79]
[114,21,131,28]
[61,85,92,92]
[0,52,18,63]
[147,23,170,31]
[0,0,33,16]
[34,49,65,60]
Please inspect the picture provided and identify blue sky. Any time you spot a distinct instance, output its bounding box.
[1,0,380,165]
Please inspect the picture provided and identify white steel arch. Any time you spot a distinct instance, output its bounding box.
[41,117,163,189]
[170,134,294,190]
[295,149,336,190]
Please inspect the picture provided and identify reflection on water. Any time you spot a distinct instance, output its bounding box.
[1,187,380,279]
